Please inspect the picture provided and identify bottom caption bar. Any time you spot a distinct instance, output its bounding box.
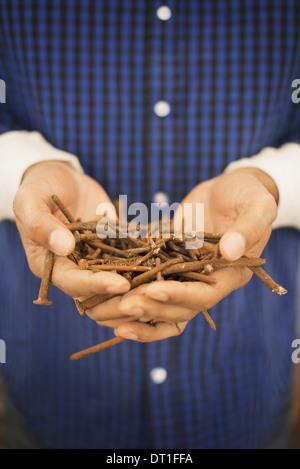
[101,451,195,464]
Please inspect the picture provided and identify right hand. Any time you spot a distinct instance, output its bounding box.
[13,161,134,324]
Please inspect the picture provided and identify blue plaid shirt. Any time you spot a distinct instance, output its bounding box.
[0,0,300,449]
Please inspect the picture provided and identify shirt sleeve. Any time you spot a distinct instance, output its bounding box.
[224,143,300,231]
[0,130,84,221]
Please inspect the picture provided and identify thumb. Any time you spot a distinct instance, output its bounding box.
[219,192,277,261]
[48,221,75,256]
[14,190,75,256]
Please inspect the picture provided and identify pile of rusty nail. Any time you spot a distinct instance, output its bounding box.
[33,195,287,360]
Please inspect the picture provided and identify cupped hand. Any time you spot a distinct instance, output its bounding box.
[14,161,131,302]
[111,167,278,342]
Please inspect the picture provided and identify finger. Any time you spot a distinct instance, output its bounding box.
[143,268,249,311]
[14,189,75,256]
[115,320,188,342]
[51,256,130,297]
[118,294,197,322]
[219,190,277,260]
[84,294,142,323]
[82,284,150,324]
[95,317,137,328]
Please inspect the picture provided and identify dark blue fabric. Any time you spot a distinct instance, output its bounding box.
[0,0,299,448]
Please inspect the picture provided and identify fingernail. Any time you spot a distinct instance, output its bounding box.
[49,229,74,256]
[119,331,139,341]
[145,286,168,302]
[221,232,246,260]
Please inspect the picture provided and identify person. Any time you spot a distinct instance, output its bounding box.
[0,0,299,449]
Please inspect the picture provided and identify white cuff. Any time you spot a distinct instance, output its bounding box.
[0,130,84,221]
[225,143,300,230]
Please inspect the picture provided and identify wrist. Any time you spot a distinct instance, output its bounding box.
[0,131,83,221]
[230,167,279,204]
[22,160,79,185]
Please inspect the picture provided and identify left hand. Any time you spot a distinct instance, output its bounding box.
[101,167,278,342]
[88,168,278,342]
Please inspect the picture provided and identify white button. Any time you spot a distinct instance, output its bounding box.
[153,192,169,204]
[156,6,172,21]
[150,367,167,384]
[154,100,171,117]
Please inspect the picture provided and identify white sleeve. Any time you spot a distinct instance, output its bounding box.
[224,143,300,231]
[0,130,84,221]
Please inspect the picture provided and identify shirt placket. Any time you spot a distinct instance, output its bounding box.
[143,1,176,448]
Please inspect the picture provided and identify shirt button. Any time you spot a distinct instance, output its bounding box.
[150,367,167,384]
[153,192,169,204]
[156,6,172,21]
[154,100,171,117]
